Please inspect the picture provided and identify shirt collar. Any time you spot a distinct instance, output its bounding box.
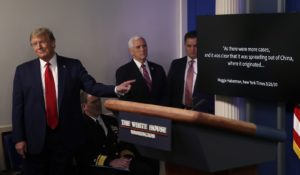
[40,54,57,68]
[133,58,149,69]
[88,115,97,122]
[187,56,197,63]
[87,115,102,122]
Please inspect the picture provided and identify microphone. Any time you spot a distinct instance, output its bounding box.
[192,93,214,114]
[194,99,205,108]
[192,94,206,110]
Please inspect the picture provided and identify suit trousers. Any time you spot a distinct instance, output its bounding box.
[23,126,74,175]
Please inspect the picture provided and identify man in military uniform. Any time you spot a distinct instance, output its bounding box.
[78,91,155,175]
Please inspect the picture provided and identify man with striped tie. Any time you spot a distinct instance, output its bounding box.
[167,31,214,113]
[115,36,167,175]
[116,36,167,106]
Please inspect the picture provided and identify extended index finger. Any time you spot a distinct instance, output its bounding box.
[124,79,136,85]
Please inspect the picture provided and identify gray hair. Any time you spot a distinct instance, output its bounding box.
[128,36,146,48]
[30,27,56,42]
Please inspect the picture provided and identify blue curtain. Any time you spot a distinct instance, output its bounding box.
[286,0,300,12]
[187,0,215,31]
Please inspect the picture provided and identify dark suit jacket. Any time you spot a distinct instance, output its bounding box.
[167,56,214,114]
[116,60,167,105]
[12,54,115,154]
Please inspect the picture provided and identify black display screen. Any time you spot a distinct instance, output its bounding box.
[197,13,300,102]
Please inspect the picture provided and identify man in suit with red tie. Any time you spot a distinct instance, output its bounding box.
[167,31,214,113]
[115,36,167,174]
[12,27,134,175]
[116,36,167,105]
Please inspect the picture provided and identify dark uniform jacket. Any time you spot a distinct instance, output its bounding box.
[78,114,158,175]
[78,114,135,167]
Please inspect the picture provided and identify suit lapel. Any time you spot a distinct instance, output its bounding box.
[179,57,188,93]
[33,58,45,111]
[148,62,156,92]
[57,55,66,110]
[130,60,148,87]
[193,59,200,95]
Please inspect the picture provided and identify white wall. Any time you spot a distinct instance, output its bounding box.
[0,0,185,126]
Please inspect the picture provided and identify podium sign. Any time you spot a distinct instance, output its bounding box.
[118,112,171,151]
[104,99,286,175]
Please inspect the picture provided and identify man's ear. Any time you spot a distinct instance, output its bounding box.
[128,48,133,55]
[81,104,86,112]
[51,41,56,48]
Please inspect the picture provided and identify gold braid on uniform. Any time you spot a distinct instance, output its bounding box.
[95,154,108,166]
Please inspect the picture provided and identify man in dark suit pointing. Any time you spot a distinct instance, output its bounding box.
[12,27,134,175]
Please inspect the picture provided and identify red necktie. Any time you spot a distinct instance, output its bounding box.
[185,60,194,107]
[45,62,58,129]
[141,64,152,91]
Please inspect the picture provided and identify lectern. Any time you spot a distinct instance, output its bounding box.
[104,99,286,175]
